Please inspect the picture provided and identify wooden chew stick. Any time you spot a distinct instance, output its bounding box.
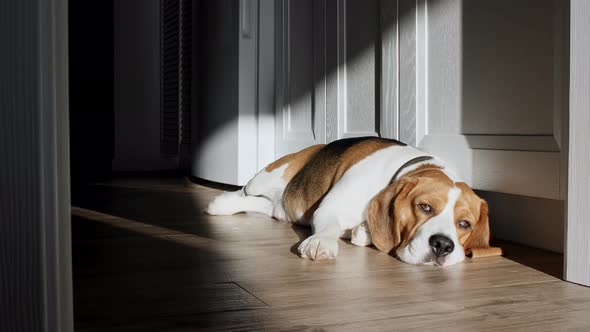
[467,247,503,258]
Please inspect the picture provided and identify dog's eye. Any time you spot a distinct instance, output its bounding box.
[418,204,432,214]
[458,220,471,230]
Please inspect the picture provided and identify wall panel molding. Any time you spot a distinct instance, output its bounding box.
[275,0,326,157]
[380,0,399,140]
[338,0,383,139]
[400,0,569,201]
[257,0,276,170]
[398,0,417,145]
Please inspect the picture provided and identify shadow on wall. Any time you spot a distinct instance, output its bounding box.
[69,0,114,186]
[192,0,405,185]
[69,0,178,191]
[69,0,423,183]
[113,0,179,171]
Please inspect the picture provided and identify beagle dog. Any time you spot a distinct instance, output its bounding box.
[207,137,501,266]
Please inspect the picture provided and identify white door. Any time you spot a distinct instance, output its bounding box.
[400,0,569,253]
[274,0,398,157]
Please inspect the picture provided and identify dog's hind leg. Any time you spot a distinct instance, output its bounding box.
[206,163,288,217]
[206,188,273,216]
[206,144,325,220]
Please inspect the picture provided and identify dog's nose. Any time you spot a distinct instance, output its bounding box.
[429,234,455,257]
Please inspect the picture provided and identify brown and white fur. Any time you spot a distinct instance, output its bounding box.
[207,137,498,266]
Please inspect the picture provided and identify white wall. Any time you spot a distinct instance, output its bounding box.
[191,0,240,184]
[113,0,177,171]
[191,0,261,185]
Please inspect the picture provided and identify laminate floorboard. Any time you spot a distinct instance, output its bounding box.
[72,175,588,331]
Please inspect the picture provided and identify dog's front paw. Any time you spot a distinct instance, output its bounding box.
[351,221,372,247]
[298,235,339,260]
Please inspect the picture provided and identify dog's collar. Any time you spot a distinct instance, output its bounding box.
[388,156,434,185]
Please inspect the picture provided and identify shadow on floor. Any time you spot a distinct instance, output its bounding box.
[494,239,564,279]
[71,176,265,331]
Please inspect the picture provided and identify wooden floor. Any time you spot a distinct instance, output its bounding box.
[72,175,590,331]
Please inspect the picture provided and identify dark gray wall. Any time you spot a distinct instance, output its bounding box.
[69,0,114,186]
[113,0,178,171]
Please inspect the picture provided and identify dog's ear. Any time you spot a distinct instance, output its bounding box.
[464,200,502,258]
[367,178,416,254]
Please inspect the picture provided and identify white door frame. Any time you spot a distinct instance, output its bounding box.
[1,0,73,330]
[40,0,74,328]
[565,0,590,286]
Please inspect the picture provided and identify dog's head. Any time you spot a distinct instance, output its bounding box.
[367,166,499,266]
